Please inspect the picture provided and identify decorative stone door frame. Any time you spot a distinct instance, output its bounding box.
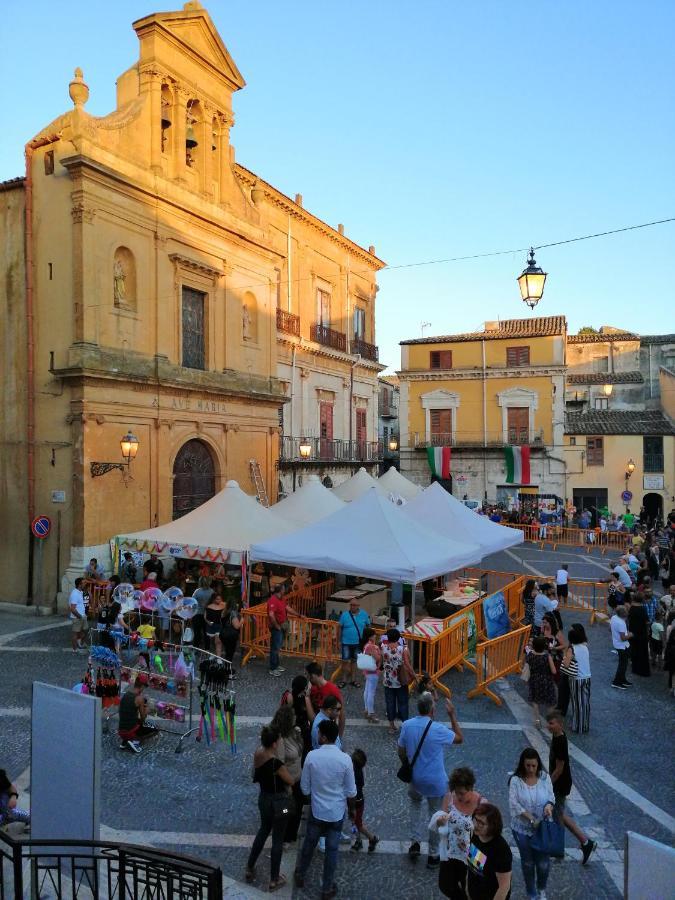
[497,387,538,443]
[420,389,460,442]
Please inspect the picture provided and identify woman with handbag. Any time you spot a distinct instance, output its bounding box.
[508,748,555,900]
[381,627,415,734]
[429,767,484,898]
[359,627,381,723]
[271,705,305,845]
[245,724,295,892]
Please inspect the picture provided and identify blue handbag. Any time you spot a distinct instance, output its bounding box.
[531,818,565,858]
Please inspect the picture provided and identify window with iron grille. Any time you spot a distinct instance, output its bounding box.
[586,436,604,466]
[182,286,206,370]
[430,350,452,369]
[644,436,664,472]
[506,346,530,367]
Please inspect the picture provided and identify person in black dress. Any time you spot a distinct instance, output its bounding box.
[627,594,651,677]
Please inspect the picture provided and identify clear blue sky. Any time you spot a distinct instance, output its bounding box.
[3,1,674,371]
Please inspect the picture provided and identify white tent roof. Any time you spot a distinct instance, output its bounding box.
[251,487,483,583]
[402,481,524,557]
[116,480,293,562]
[332,467,387,502]
[273,475,346,527]
[378,466,422,502]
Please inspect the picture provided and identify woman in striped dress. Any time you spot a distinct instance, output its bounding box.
[565,625,591,733]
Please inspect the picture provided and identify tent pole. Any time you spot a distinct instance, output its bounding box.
[411,583,416,631]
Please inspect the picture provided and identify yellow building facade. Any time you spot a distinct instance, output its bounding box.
[398,317,567,503]
[0,2,383,605]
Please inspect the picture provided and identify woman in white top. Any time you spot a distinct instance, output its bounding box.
[509,748,555,900]
[564,624,592,734]
[429,767,484,899]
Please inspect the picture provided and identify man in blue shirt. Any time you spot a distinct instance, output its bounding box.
[397,692,463,868]
[337,598,370,688]
[311,695,344,751]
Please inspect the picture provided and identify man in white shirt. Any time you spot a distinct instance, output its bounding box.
[612,561,632,589]
[610,606,632,690]
[69,578,89,651]
[555,564,569,602]
[295,719,356,900]
[534,583,559,631]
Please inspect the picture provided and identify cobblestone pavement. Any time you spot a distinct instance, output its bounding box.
[1,546,673,899]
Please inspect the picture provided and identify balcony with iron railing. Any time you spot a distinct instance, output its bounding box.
[276,307,300,337]
[643,453,664,473]
[279,435,382,464]
[310,323,347,352]
[351,337,379,362]
[406,429,546,449]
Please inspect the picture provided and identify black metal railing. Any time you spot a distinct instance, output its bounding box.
[310,323,347,352]
[279,435,382,463]
[276,307,300,336]
[643,453,664,473]
[351,337,379,362]
[408,429,545,448]
[0,830,223,900]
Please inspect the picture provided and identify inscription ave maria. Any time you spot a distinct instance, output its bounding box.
[151,396,229,415]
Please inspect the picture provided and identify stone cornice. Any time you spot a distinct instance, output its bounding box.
[276,333,386,372]
[169,252,223,280]
[396,365,566,382]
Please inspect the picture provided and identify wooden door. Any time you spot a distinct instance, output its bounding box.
[356,407,367,459]
[430,409,452,446]
[319,402,334,460]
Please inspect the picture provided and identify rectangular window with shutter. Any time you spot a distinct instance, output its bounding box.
[506,346,530,367]
[430,350,452,369]
[586,436,604,466]
[507,407,529,445]
[353,307,366,340]
[429,409,452,446]
[182,286,206,370]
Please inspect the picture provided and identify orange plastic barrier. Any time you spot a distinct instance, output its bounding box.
[509,523,634,556]
[240,604,340,667]
[283,579,335,618]
[467,625,532,706]
[83,579,109,617]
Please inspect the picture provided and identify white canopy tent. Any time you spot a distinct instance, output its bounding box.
[251,487,482,583]
[378,466,422,502]
[273,475,346,528]
[332,467,386,502]
[402,481,524,557]
[116,480,294,565]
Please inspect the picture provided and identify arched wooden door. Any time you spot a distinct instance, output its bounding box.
[172,439,216,520]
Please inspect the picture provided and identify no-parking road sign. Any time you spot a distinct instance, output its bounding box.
[31,515,51,539]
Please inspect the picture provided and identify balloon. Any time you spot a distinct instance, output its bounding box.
[141,587,163,612]
[176,597,198,621]
[112,583,135,604]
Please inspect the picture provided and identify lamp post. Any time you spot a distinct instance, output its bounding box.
[517,248,547,310]
[90,430,139,477]
[623,457,635,511]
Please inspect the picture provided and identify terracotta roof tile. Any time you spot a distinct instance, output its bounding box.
[565,410,675,435]
[567,371,644,385]
[0,176,24,192]
[641,334,675,345]
[400,315,566,345]
[567,331,638,344]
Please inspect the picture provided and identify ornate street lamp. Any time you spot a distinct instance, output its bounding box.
[298,439,312,460]
[517,248,547,310]
[625,458,635,479]
[388,437,399,452]
[91,430,139,478]
[603,384,613,397]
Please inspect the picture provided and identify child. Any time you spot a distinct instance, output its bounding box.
[349,749,379,852]
[649,609,665,668]
[417,671,438,701]
[527,635,557,728]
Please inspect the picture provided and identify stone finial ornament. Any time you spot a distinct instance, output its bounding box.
[69,68,89,108]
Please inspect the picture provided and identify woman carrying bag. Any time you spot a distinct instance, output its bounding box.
[381,627,415,734]
[508,748,556,900]
[358,627,381,723]
[271,705,305,845]
[245,724,294,892]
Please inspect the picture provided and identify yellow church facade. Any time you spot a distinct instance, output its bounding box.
[0,2,383,605]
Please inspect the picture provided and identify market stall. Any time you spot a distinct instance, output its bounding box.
[272,474,345,527]
[377,466,422,502]
[402,481,524,555]
[332,467,387,502]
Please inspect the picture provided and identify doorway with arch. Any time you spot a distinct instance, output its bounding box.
[172,439,217,520]
[642,492,664,526]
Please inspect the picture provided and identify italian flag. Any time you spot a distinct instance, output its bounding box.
[427,446,451,479]
[504,446,531,484]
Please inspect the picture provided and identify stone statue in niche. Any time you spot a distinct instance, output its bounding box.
[113,259,126,304]
[242,303,252,340]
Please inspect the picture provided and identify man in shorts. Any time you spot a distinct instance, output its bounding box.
[555,564,569,603]
[69,577,89,651]
[337,598,370,688]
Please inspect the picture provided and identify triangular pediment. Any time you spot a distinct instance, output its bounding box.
[134,3,245,92]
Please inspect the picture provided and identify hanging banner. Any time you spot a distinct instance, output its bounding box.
[482,591,510,640]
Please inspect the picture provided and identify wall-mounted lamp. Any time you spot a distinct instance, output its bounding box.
[625,458,635,480]
[91,430,139,478]
[298,439,312,460]
[603,383,613,397]
[388,438,399,452]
